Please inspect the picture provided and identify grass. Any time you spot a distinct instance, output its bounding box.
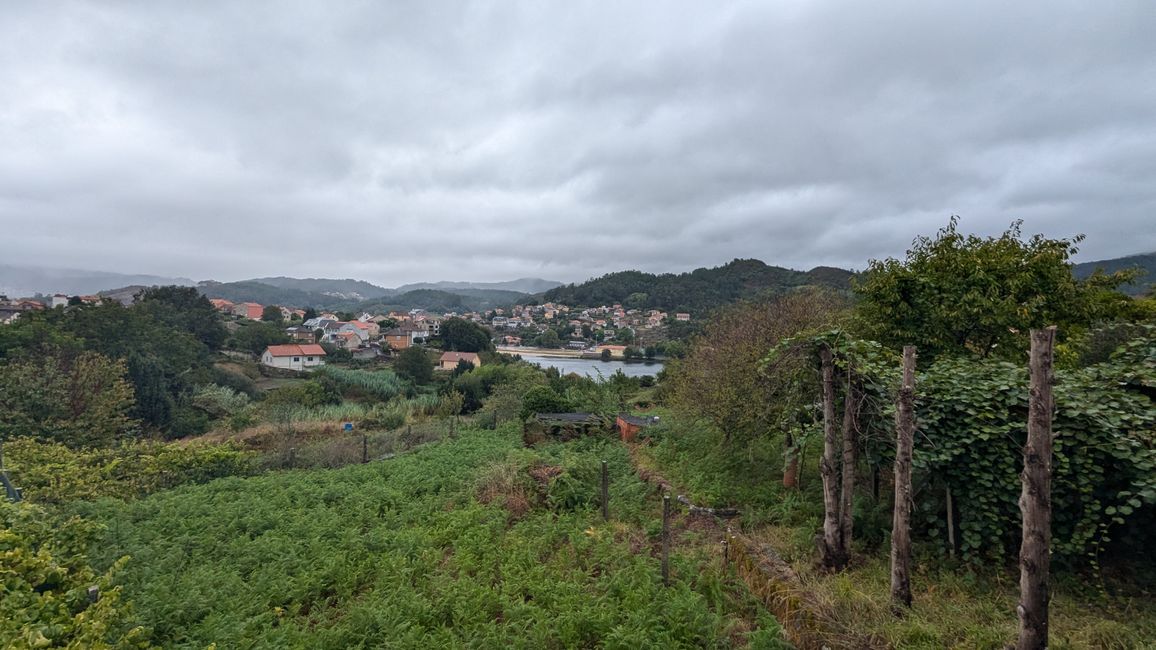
[750,525,1156,649]
[636,416,1156,649]
[66,427,787,648]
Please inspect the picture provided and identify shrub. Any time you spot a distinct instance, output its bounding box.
[312,366,404,402]
[1,437,255,503]
[361,403,407,430]
[0,501,149,648]
[519,385,572,420]
[191,383,251,418]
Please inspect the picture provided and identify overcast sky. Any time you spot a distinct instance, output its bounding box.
[1,1,1154,286]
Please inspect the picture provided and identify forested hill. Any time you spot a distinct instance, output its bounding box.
[197,280,530,313]
[542,259,855,313]
[1073,252,1156,296]
[247,276,392,300]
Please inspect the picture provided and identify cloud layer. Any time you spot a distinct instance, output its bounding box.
[2,1,1154,284]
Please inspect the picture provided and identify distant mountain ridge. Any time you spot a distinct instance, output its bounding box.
[248,276,393,300]
[0,264,193,298]
[394,278,563,294]
[1073,252,1156,296]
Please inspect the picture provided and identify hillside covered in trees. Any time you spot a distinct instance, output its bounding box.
[542,259,855,313]
[1073,251,1156,295]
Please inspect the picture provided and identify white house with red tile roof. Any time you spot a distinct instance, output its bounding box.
[260,344,326,370]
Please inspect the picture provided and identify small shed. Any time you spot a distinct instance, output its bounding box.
[616,414,659,442]
[523,412,610,446]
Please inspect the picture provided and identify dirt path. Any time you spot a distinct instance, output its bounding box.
[625,441,852,650]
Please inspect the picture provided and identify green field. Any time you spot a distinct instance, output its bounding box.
[68,427,784,649]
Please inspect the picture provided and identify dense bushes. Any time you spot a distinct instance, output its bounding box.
[1,437,255,504]
[64,429,778,648]
[915,335,1156,565]
[312,366,405,402]
[0,351,138,447]
[1,500,149,648]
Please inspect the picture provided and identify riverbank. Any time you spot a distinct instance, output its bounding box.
[496,346,586,358]
[510,352,664,379]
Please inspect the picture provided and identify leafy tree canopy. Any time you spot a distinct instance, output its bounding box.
[853,217,1138,362]
[230,321,291,356]
[393,346,433,384]
[137,285,228,350]
[671,288,849,442]
[0,350,138,447]
[439,317,494,352]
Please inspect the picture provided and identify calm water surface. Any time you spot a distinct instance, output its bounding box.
[514,353,664,379]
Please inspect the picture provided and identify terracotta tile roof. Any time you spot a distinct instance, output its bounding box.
[265,344,327,357]
[439,351,480,364]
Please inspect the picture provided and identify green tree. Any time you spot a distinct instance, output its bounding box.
[394,346,433,384]
[41,302,210,431]
[440,318,494,352]
[231,321,291,355]
[854,217,1136,361]
[624,292,649,310]
[0,351,138,447]
[672,289,848,443]
[137,285,228,350]
[126,353,174,431]
[535,329,561,349]
[452,359,476,376]
[518,385,571,419]
[261,305,284,323]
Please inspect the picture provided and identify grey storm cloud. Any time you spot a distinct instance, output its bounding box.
[1,0,1154,285]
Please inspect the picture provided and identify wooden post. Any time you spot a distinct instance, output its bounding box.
[839,374,858,562]
[723,526,732,570]
[601,460,609,521]
[1017,327,1056,650]
[662,494,671,587]
[890,346,916,611]
[287,447,296,469]
[819,346,843,570]
[946,486,956,559]
[782,431,799,489]
[492,411,498,429]
[362,434,368,463]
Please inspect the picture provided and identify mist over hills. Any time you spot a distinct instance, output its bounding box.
[3,252,1151,314]
[0,264,193,298]
[394,278,563,294]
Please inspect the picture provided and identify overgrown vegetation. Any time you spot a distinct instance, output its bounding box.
[4,219,1155,648]
[59,428,784,648]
